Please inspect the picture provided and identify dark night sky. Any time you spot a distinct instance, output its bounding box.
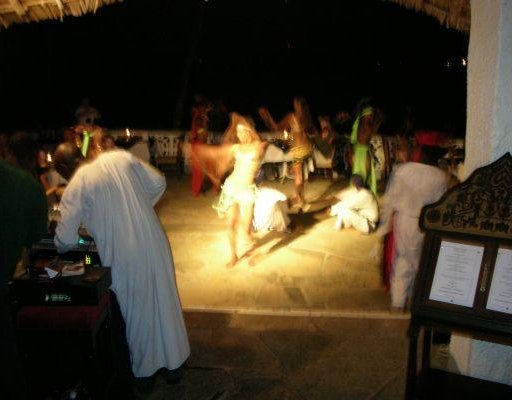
[0,0,468,134]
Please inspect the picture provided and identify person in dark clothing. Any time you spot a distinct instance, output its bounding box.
[0,160,47,400]
[5,132,40,179]
[332,110,353,177]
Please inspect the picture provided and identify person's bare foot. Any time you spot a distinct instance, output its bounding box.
[288,198,303,214]
[289,195,304,206]
[226,257,238,268]
[301,203,311,212]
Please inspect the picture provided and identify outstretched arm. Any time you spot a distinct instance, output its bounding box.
[258,107,279,132]
[189,143,234,186]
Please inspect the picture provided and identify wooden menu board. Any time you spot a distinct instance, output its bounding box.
[406,153,512,399]
[411,152,512,336]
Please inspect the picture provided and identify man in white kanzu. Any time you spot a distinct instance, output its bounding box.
[53,143,189,394]
[375,146,448,312]
[330,174,379,234]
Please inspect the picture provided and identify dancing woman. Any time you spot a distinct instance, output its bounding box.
[259,97,314,209]
[192,113,268,267]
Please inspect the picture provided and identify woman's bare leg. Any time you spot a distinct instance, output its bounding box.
[292,161,304,206]
[226,204,239,267]
[238,200,255,254]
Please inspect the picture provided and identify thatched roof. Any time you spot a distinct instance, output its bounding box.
[0,0,471,33]
[388,0,470,33]
[0,0,122,28]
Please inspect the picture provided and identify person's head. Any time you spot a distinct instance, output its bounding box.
[395,135,410,163]
[351,174,365,190]
[63,127,77,144]
[53,142,84,181]
[102,134,116,150]
[356,97,376,115]
[193,94,206,105]
[236,123,255,144]
[318,115,332,131]
[335,110,351,123]
[37,149,47,168]
[222,112,260,144]
[7,132,39,174]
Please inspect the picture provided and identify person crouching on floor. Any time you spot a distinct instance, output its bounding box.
[330,174,378,234]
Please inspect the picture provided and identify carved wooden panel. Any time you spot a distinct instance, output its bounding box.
[421,153,512,240]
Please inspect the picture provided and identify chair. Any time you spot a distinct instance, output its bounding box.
[154,134,184,177]
[312,147,335,179]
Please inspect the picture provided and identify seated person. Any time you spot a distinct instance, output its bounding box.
[253,187,291,233]
[330,174,378,234]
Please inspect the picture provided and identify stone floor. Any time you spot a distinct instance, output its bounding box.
[157,173,395,316]
[149,312,410,400]
[143,173,413,399]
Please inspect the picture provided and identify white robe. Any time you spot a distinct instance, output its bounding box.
[55,150,190,377]
[253,187,290,232]
[330,186,378,234]
[377,162,447,308]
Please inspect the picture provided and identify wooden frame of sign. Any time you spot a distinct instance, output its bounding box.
[405,153,512,399]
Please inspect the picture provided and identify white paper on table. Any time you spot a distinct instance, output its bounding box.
[486,247,512,314]
[429,240,483,307]
[62,263,85,277]
[44,267,59,279]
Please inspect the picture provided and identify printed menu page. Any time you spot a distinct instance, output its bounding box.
[486,247,512,314]
[429,240,483,307]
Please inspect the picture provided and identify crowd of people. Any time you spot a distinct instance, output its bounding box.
[186,94,462,313]
[0,94,464,398]
[0,100,190,400]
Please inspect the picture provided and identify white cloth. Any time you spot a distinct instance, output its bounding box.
[377,162,447,308]
[313,147,333,169]
[253,187,290,232]
[128,141,150,163]
[330,186,378,234]
[261,144,293,164]
[55,150,189,377]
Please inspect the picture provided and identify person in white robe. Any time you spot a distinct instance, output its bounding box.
[374,146,448,310]
[330,175,378,234]
[253,187,290,232]
[53,144,190,386]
